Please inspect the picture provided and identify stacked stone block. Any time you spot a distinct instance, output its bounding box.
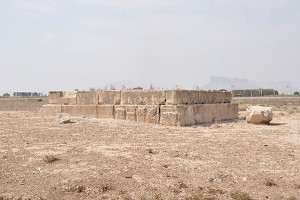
[41,90,238,126]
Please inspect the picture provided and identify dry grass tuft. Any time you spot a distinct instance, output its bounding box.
[211,123,222,129]
[211,120,222,129]
[147,147,154,154]
[152,193,162,200]
[230,191,253,200]
[177,180,188,189]
[186,192,204,200]
[147,147,158,154]
[43,155,59,163]
[287,196,297,200]
[265,178,277,187]
[207,187,225,195]
[98,182,114,193]
[294,183,300,189]
[186,192,215,200]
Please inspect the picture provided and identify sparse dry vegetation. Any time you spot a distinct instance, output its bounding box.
[177,180,188,189]
[207,187,225,195]
[287,196,298,200]
[186,192,205,200]
[294,183,300,189]
[98,182,114,193]
[230,191,253,200]
[211,122,222,129]
[43,155,59,163]
[265,178,277,187]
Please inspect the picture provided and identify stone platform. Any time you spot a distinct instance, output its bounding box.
[40,90,238,126]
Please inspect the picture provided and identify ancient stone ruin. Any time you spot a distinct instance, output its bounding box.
[40,90,238,126]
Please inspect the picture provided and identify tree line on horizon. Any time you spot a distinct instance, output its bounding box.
[1,92,46,97]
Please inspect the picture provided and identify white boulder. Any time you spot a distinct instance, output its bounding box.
[58,113,71,124]
[246,106,273,124]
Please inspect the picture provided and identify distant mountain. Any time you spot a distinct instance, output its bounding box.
[201,76,298,94]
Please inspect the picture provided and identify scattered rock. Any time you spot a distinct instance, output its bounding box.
[43,155,59,163]
[211,123,222,129]
[124,172,133,178]
[246,106,273,124]
[125,174,133,179]
[58,113,71,124]
[163,164,169,168]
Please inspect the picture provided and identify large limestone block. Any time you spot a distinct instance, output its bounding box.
[98,90,121,105]
[166,90,232,105]
[97,105,114,119]
[213,92,224,103]
[61,105,97,118]
[216,103,238,121]
[76,91,97,105]
[114,106,137,121]
[194,104,217,123]
[160,106,182,126]
[166,90,199,105]
[194,103,238,124]
[125,106,137,121]
[61,92,77,105]
[39,105,62,117]
[48,91,63,104]
[120,90,166,105]
[114,106,126,120]
[160,105,195,126]
[136,105,160,124]
[246,106,273,124]
[201,91,232,104]
[161,103,238,126]
[197,91,208,104]
[58,113,71,124]
[211,91,232,104]
[223,92,232,103]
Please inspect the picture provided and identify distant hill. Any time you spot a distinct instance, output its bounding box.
[201,76,298,94]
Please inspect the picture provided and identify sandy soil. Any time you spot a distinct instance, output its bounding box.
[0,97,300,200]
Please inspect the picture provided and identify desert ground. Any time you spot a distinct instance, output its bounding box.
[0,97,300,200]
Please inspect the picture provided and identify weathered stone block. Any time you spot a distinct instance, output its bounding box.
[166,90,198,105]
[48,91,63,104]
[166,90,232,105]
[61,105,97,118]
[98,90,121,105]
[121,90,166,105]
[161,103,238,126]
[193,104,216,123]
[217,103,238,121]
[198,91,208,104]
[76,91,97,105]
[39,105,62,116]
[194,103,238,124]
[136,105,160,124]
[125,106,137,121]
[223,92,232,103]
[114,105,137,121]
[246,106,272,124]
[97,105,114,119]
[212,92,232,104]
[160,105,195,126]
[114,106,126,120]
[61,92,77,105]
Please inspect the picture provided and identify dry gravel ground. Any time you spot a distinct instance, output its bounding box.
[0,97,300,200]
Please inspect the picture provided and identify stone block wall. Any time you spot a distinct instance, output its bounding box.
[41,90,238,126]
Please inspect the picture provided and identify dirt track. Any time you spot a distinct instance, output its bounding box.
[0,97,300,199]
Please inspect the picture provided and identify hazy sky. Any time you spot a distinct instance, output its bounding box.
[1,0,300,93]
